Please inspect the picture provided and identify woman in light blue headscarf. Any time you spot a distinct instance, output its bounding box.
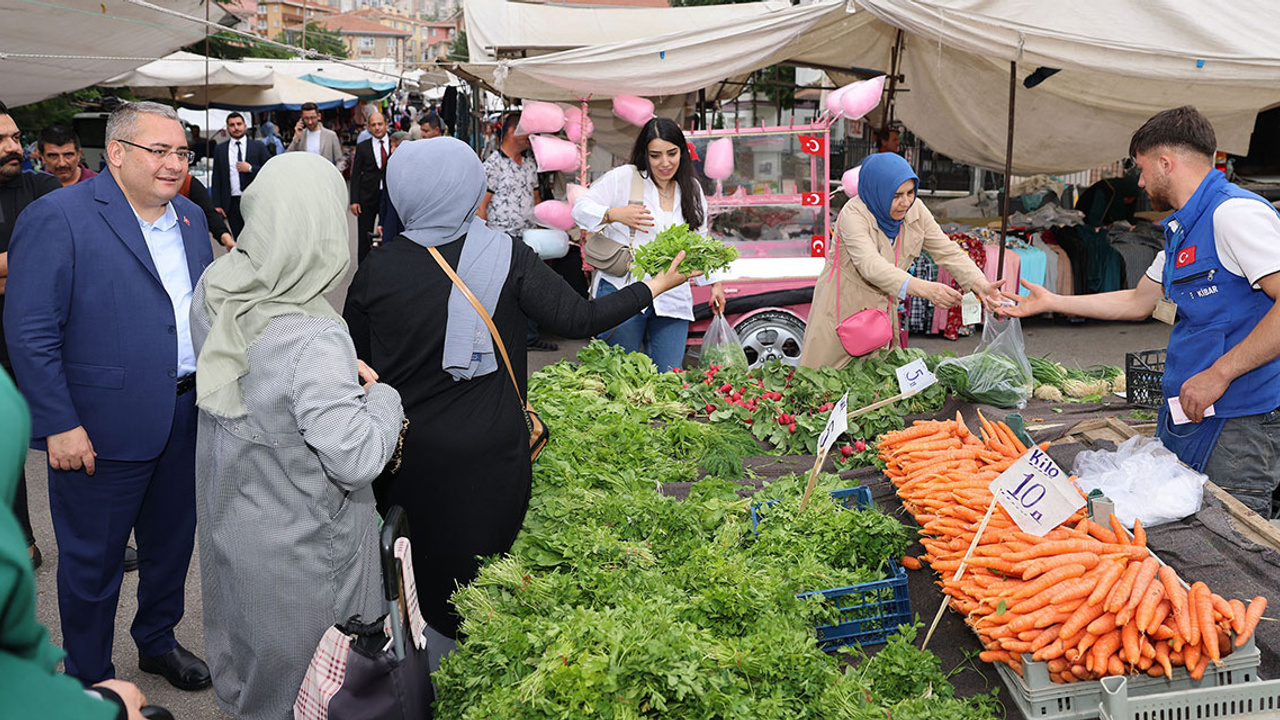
[801,152,1002,368]
[342,137,697,660]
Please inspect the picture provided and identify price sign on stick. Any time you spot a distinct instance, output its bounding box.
[800,392,849,512]
[989,447,1084,536]
[815,392,849,454]
[895,358,936,397]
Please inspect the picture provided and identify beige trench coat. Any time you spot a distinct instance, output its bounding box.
[800,197,988,369]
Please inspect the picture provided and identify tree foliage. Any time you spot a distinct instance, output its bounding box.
[449,30,469,62]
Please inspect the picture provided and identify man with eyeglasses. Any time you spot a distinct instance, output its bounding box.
[4,101,214,692]
[0,100,60,576]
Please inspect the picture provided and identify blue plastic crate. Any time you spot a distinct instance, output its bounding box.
[798,561,912,650]
[750,485,912,650]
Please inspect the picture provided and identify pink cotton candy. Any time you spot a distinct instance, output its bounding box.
[531,134,580,173]
[566,183,587,206]
[839,76,887,121]
[703,137,734,181]
[564,106,594,143]
[824,84,852,116]
[612,95,655,127]
[534,200,576,231]
[841,166,860,197]
[518,101,566,134]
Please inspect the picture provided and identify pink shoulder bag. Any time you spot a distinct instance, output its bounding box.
[832,218,902,357]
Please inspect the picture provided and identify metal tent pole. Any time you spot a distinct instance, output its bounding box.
[997,61,1016,287]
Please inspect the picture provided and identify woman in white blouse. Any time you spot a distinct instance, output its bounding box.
[573,118,726,371]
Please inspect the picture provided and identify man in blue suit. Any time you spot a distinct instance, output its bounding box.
[4,101,213,689]
[210,111,267,239]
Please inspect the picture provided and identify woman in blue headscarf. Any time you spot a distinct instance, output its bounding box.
[801,152,1002,368]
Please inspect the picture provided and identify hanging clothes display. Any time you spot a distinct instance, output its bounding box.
[981,240,1021,295]
[908,252,937,335]
[1010,244,1048,296]
[940,234,987,340]
[1076,225,1124,293]
[1030,235,1059,294]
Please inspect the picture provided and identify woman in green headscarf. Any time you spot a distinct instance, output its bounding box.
[190,153,405,720]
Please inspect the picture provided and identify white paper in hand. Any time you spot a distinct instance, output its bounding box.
[816,392,849,454]
[1168,396,1215,425]
[895,358,936,397]
[989,446,1085,536]
[961,292,982,325]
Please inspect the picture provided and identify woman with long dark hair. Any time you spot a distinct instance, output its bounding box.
[573,117,726,371]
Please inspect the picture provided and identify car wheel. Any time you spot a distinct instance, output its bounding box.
[734,311,805,368]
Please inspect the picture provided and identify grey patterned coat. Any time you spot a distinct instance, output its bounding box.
[191,281,404,720]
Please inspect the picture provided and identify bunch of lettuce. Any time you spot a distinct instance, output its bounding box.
[631,223,739,279]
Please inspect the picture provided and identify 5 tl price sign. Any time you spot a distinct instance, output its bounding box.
[989,447,1084,536]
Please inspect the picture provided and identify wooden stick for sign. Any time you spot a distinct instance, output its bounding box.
[798,446,832,513]
[922,499,998,650]
[846,389,918,420]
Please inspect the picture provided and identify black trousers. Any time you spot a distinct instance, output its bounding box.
[227,195,245,237]
[357,201,379,264]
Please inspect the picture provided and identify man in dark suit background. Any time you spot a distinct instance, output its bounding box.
[4,101,214,691]
[348,110,390,263]
[211,111,266,238]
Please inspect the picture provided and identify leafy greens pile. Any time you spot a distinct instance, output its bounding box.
[433,341,999,719]
[631,223,740,279]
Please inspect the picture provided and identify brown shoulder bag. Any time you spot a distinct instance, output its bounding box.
[427,246,549,461]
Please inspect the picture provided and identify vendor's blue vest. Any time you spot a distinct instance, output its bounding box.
[1161,171,1280,418]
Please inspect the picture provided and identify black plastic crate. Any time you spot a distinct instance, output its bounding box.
[1125,348,1165,409]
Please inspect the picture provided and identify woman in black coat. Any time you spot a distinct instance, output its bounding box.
[343,137,697,657]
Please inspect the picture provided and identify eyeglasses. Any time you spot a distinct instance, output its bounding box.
[117,139,194,164]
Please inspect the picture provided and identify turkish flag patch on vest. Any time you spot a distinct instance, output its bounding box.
[1176,246,1196,268]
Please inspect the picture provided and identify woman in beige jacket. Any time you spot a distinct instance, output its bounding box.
[801,153,1002,369]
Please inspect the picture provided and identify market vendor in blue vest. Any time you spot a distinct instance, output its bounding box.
[1002,106,1280,519]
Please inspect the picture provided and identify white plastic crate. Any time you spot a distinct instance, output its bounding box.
[1099,672,1280,720]
[994,637,1261,720]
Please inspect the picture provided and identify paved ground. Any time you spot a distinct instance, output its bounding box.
[23,217,1174,718]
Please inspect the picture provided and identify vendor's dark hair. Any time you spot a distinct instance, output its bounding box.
[1129,106,1216,160]
[873,125,898,144]
[501,112,521,138]
[629,117,704,230]
[420,113,443,132]
[38,124,80,152]
[0,100,8,116]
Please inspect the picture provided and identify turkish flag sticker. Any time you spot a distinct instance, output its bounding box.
[801,192,825,206]
[1176,246,1196,268]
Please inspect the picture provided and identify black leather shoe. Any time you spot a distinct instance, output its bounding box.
[139,643,211,691]
[124,545,138,573]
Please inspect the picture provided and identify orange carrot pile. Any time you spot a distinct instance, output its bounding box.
[879,411,1267,684]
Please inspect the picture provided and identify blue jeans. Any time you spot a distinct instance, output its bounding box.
[596,279,689,372]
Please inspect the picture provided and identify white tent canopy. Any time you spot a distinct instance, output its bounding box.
[162,71,360,112]
[0,0,213,107]
[464,0,793,62]
[461,0,1280,174]
[101,51,275,94]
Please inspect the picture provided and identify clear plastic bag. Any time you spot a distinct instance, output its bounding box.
[1072,435,1207,528]
[701,314,749,369]
[935,312,1034,408]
